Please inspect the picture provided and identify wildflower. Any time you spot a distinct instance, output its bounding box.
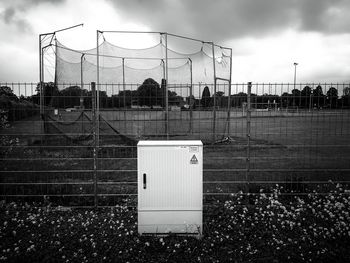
[26,244,35,252]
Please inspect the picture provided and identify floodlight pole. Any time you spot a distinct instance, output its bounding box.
[293,62,298,107]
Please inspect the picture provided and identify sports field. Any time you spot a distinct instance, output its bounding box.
[1,109,349,205]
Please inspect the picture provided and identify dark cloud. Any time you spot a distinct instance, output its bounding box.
[0,0,66,33]
[108,0,350,43]
[15,0,66,7]
[0,7,32,33]
[298,0,350,33]
[3,7,15,23]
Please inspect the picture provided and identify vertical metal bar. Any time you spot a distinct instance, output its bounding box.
[227,48,233,136]
[39,35,44,145]
[91,82,97,208]
[41,46,46,140]
[122,58,126,131]
[211,42,217,141]
[39,35,42,118]
[80,53,85,109]
[189,58,193,134]
[95,30,100,208]
[80,53,85,135]
[165,33,169,139]
[246,82,252,190]
[309,85,312,112]
[293,63,297,107]
[96,31,100,168]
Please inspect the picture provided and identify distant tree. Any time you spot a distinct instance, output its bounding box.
[0,86,18,101]
[291,89,301,107]
[137,78,162,107]
[301,86,312,96]
[301,86,312,108]
[201,86,211,108]
[35,82,59,106]
[213,91,226,108]
[186,95,196,109]
[115,90,138,108]
[327,87,338,98]
[231,92,247,107]
[326,87,338,108]
[281,92,292,108]
[59,86,81,108]
[215,91,224,97]
[341,87,350,108]
[312,85,325,108]
[344,87,350,96]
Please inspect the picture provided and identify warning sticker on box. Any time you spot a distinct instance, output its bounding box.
[190,154,198,164]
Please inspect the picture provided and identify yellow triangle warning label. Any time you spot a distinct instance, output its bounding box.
[190,154,198,164]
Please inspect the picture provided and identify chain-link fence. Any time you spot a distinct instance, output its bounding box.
[1,82,349,207]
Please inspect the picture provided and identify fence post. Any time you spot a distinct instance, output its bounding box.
[246,82,252,191]
[91,82,98,208]
[189,58,193,134]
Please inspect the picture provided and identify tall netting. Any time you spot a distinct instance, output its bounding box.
[55,36,231,89]
[48,32,232,144]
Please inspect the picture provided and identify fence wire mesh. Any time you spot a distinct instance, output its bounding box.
[1,82,349,207]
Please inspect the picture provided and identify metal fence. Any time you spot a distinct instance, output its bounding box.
[1,82,350,207]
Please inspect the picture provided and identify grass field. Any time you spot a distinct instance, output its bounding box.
[1,109,350,205]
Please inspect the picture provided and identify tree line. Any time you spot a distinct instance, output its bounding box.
[2,80,350,111]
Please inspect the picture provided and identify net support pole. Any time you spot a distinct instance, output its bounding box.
[96,30,100,152]
[41,45,51,138]
[164,33,169,139]
[161,59,166,80]
[80,53,85,109]
[80,53,85,135]
[39,35,44,142]
[226,48,233,136]
[91,82,98,208]
[95,30,100,208]
[189,58,193,134]
[122,58,126,131]
[211,42,217,141]
[246,82,252,192]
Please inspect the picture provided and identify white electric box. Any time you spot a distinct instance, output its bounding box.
[137,140,203,235]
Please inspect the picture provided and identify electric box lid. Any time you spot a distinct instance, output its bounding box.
[137,140,202,147]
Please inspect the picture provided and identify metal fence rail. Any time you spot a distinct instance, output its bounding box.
[0,82,349,207]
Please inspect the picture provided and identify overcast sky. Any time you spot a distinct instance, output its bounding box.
[0,0,350,84]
